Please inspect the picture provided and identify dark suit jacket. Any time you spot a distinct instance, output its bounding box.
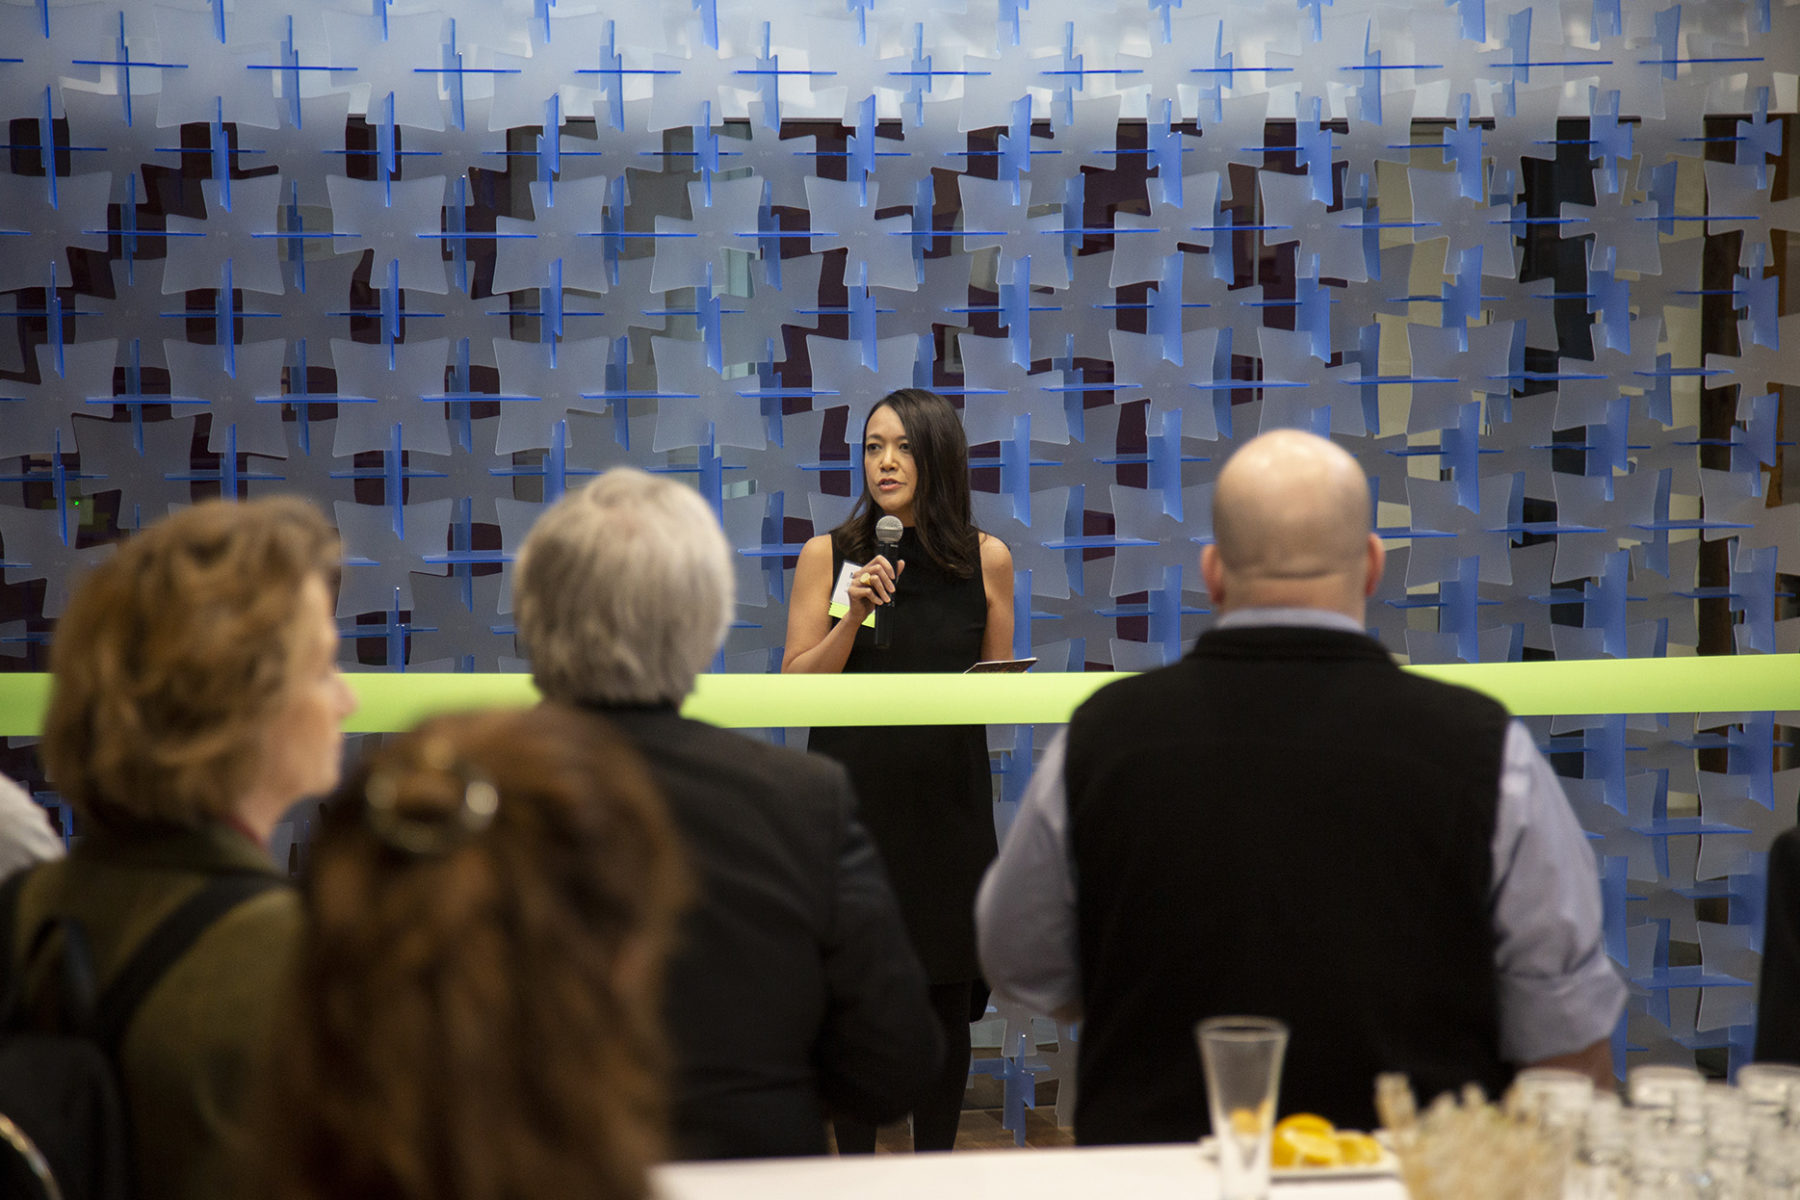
[1757,826,1800,1063]
[589,704,943,1159]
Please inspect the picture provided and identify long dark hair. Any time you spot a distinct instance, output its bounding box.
[255,706,689,1200]
[830,388,980,579]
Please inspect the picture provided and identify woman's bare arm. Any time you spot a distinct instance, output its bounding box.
[781,535,899,674]
[978,533,1015,663]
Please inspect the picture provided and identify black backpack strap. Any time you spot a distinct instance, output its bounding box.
[90,872,287,1059]
[0,869,36,1020]
[0,869,31,969]
[0,867,104,1035]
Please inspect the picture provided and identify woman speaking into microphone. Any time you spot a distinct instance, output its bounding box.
[783,388,1014,1153]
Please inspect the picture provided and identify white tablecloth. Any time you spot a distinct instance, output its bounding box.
[653,1144,1409,1200]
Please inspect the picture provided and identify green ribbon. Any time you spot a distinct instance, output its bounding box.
[3,655,1798,736]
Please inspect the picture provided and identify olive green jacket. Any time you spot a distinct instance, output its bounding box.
[6,822,299,1200]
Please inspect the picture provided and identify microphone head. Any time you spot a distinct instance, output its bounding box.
[875,514,904,549]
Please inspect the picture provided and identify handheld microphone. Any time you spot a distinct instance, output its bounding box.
[873,515,903,650]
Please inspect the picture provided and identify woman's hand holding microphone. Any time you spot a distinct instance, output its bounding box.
[849,555,904,618]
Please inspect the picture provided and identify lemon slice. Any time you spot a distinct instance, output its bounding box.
[1271,1114,1340,1168]
[1274,1114,1335,1139]
[1227,1101,1273,1137]
[1335,1132,1384,1166]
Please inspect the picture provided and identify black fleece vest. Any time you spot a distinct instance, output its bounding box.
[1065,625,1511,1143]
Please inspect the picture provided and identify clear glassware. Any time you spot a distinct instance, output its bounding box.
[1630,1065,1708,1135]
[1516,1067,1598,1134]
[1572,1091,1628,1200]
[1738,1064,1800,1126]
[1626,1103,1706,1200]
[1748,1118,1800,1199]
[1738,1064,1800,1198]
[1705,1083,1753,1200]
[1195,1016,1288,1200]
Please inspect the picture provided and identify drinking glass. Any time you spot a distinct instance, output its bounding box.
[1513,1066,1595,1133]
[1736,1063,1800,1125]
[1196,1016,1289,1200]
[1627,1064,1705,1129]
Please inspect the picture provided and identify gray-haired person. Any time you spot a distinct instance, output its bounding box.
[514,467,943,1160]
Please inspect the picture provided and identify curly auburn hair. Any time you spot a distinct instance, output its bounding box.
[40,496,340,832]
[255,706,690,1200]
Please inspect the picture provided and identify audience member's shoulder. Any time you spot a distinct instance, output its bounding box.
[1068,655,1183,725]
[1393,663,1511,723]
[1772,826,1800,867]
[675,717,849,789]
[208,877,303,945]
[135,876,300,1033]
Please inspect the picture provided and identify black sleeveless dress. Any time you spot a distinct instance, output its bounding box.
[808,528,996,983]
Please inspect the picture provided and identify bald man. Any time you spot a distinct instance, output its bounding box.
[977,430,1623,1143]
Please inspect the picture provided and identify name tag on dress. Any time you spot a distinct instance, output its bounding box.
[828,561,876,628]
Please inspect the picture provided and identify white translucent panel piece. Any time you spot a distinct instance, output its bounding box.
[485,11,631,128]
[492,176,615,296]
[0,341,119,460]
[491,336,613,456]
[803,177,919,292]
[1703,158,1800,267]
[163,337,289,458]
[0,4,111,115]
[1694,922,1759,1033]
[1109,191,1207,288]
[329,337,453,456]
[957,176,1070,289]
[162,176,286,295]
[493,495,561,614]
[322,9,454,131]
[1259,171,1369,283]
[0,172,111,292]
[645,43,757,133]
[805,333,924,443]
[956,334,1046,443]
[1107,329,1224,442]
[326,174,452,294]
[1404,324,1492,435]
[0,507,112,616]
[332,497,453,615]
[70,413,203,521]
[723,257,822,367]
[651,174,765,293]
[150,7,280,130]
[648,334,765,452]
[1550,473,1639,584]
[1406,166,1519,274]
[405,573,518,671]
[1403,473,1517,588]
